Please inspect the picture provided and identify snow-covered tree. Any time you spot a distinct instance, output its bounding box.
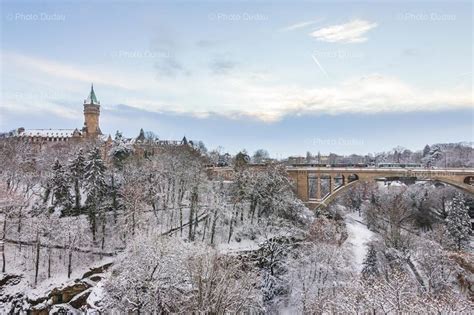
[365,187,414,250]
[104,234,262,313]
[50,159,73,215]
[288,242,350,313]
[68,148,86,214]
[84,147,108,242]
[106,170,124,223]
[109,130,134,168]
[413,238,458,294]
[422,144,431,157]
[344,185,364,215]
[234,151,250,168]
[252,149,270,164]
[120,166,148,238]
[184,244,262,313]
[361,244,379,279]
[195,140,207,154]
[444,193,471,250]
[0,181,27,272]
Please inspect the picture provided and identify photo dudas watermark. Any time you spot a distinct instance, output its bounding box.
[307,138,365,147]
[106,50,170,59]
[208,12,268,22]
[397,12,456,22]
[312,50,365,60]
[6,12,66,22]
[405,170,466,178]
[10,91,64,102]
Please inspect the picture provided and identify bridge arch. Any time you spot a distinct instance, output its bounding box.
[316,175,474,209]
[430,177,474,195]
[347,174,359,183]
[316,175,377,208]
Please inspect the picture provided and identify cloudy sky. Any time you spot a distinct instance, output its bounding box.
[1,0,472,157]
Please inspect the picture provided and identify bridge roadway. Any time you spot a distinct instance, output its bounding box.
[208,165,474,209]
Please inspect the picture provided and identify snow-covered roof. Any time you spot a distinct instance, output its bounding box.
[18,129,80,138]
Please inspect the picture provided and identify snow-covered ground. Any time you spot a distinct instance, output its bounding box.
[344,211,374,273]
[86,280,105,311]
[217,239,260,254]
[0,255,113,299]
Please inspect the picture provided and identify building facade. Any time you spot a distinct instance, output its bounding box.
[10,85,194,156]
[15,84,103,143]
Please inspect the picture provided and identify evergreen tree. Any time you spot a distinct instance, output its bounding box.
[234,151,250,168]
[109,130,133,169]
[107,171,124,223]
[361,244,379,279]
[115,130,122,141]
[136,128,145,142]
[445,193,471,250]
[422,144,431,157]
[68,148,86,214]
[84,147,107,242]
[50,159,73,215]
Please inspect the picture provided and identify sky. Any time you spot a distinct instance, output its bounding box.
[1,0,472,157]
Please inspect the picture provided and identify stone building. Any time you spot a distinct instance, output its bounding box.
[82,84,102,138]
[15,84,104,143]
[10,84,193,156]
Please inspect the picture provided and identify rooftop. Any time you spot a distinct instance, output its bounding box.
[18,129,80,138]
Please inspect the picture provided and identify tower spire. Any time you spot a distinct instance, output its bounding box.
[85,83,99,105]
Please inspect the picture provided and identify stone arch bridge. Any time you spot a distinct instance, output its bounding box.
[287,167,474,209]
[207,166,474,209]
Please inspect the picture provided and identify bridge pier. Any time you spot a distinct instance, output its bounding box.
[316,176,321,200]
[296,170,309,201]
[330,176,335,194]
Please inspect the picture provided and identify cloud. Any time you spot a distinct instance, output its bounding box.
[2,52,471,124]
[150,37,190,77]
[402,48,418,57]
[2,97,81,121]
[154,56,189,77]
[281,19,323,31]
[114,72,472,123]
[310,19,377,43]
[1,51,185,94]
[2,52,136,90]
[196,39,222,48]
[209,58,238,75]
[185,73,472,122]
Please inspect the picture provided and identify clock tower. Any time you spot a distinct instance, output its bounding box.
[83,84,102,137]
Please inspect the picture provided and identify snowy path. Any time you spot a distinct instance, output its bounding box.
[344,212,374,273]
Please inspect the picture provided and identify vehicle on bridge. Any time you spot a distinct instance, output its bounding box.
[289,162,425,169]
[377,163,423,168]
[289,163,369,168]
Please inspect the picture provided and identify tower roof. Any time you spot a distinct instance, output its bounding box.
[85,83,99,105]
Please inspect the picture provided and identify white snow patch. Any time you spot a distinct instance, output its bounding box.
[217,239,260,254]
[344,211,374,273]
[388,181,405,187]
[87,280,105,310]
